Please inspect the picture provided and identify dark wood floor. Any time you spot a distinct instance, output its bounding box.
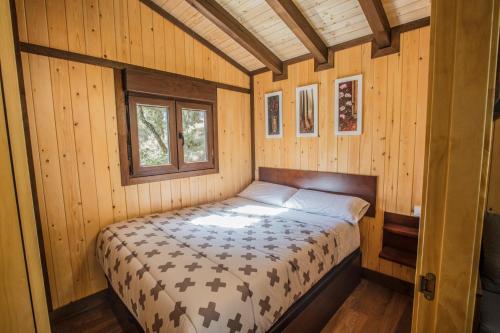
[53,279,412,333]
[322,280,412,333]
[52,295,123,333]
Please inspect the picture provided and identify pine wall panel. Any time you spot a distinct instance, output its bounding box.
[15,0,250,89]
[17,0,251,309]
[254,27,430,283]
[22,54,251,308]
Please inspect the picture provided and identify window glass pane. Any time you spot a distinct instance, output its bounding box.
[137,104,170,166]
[182,108,208,163]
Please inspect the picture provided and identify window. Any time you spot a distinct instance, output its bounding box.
[176,102,214,172]
[126,96,216,183]
[116,69,218,185]
[128,96,177,177]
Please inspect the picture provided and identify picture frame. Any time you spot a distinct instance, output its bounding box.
[264,91,283,138]
[334,74,363,136]
[296,84,318,137]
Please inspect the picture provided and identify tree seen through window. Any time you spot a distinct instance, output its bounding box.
[182,108,208,163]
[137,104,170,166]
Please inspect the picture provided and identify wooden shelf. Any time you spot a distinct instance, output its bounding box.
[379,212,420,268]
[384,211,420,228]
[384,223,418,238]
[380,246,417,268]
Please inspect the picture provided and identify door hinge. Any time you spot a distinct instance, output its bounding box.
[419,273,436,301]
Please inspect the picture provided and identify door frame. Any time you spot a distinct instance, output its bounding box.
[412,1,500,332]
[0,0,51,331]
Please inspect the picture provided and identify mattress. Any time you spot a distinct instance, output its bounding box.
[96,197,360,333]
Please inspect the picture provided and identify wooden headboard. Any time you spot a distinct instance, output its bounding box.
[259,167,377,217]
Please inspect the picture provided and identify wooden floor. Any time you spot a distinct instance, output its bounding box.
[52,296,123,333]
[322,280,412,333]
[53,279,412,333]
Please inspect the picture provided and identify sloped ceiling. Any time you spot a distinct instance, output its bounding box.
[152,0,430,72]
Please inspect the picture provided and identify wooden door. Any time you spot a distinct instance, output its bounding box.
[487,120,500,214]
[0,0,50,331]
[412,0,500,332]
[0,74,37,332]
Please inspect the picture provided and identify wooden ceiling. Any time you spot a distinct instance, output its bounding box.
[148,0,430,74]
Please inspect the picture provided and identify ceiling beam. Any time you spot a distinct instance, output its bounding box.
[184,0,284,75]
[266,0,328,65]
[250,17,430,76]
[358,0,391,49]
[140,0,250,75]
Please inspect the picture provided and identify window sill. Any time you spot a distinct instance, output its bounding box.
[122,167,219,186]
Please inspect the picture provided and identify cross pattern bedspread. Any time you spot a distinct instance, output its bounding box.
[96,197,360,333]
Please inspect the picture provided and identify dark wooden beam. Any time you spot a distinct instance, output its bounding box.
[370,16,430,58]
[249,17,430,77]
[140,0,250,75]
[18,42,251,94]
[250,78,255,180]
[250,34,374,76]
[184,0,284,75]
[266,0,330,68]
[358,0,391,49]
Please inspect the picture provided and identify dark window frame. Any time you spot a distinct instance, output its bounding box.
[176,101,215,172]
[128,95,178,177]
[115,69,219,186]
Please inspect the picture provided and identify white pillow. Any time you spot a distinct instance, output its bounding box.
[283,189,370,224]
[238,181,298,206]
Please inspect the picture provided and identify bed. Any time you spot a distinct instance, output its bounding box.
[97,167,377,333]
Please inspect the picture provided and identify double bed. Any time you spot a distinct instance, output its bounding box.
[97,167,377,333]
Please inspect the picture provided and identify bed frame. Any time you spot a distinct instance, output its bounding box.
[108,167,377,333]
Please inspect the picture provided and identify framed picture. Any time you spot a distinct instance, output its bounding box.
[334,74,363,136]
[296,84,318,137]
[264,91,283,138]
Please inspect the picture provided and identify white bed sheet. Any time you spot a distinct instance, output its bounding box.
[227,197,360,264]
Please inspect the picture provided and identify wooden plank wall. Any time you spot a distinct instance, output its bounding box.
[254,27,430,283]
[16,0,251,309]
[14,0,249,89]
[22,55,251,308]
